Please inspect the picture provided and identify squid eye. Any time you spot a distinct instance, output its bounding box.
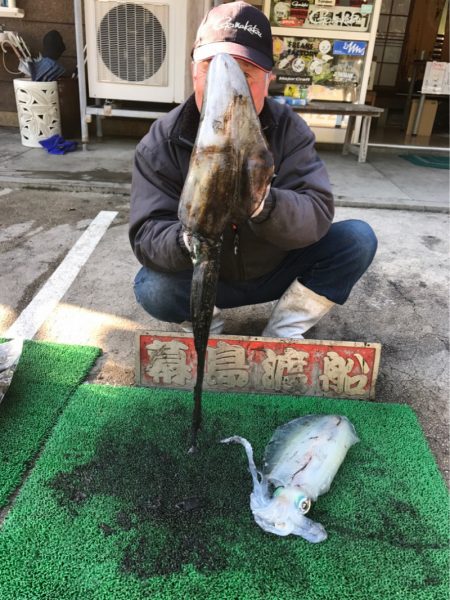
[296,498,311,514]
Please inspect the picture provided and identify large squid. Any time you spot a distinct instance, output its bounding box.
[178,53,274,451]
[222,414,359,542]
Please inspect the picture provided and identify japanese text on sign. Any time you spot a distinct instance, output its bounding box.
[139,334,381,400]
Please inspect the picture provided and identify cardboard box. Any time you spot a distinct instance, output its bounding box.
[406,98,438,136]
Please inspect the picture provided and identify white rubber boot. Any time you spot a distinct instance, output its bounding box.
[262,280,334,339]
[180,306,225,335]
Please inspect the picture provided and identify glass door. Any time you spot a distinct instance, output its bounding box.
[373,0,411,87]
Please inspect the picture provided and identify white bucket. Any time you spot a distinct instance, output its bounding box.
[13,78,61,148]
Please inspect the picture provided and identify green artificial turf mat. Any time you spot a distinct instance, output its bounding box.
[399,154,450,169]
[0,386,448,600]
[0,339,100,508]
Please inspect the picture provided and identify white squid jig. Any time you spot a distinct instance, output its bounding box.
[221,414,359,543]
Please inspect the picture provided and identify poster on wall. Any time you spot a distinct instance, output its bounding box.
[270,1,374,30]
[270,35,366,100]
[421,61,450,95]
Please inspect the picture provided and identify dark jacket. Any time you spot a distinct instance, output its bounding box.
[129,94,334,281]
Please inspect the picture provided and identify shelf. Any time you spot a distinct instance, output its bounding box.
[0,7,24,18]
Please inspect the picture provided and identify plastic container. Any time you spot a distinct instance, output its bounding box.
[13,78,61,148]
[285,97,308,107]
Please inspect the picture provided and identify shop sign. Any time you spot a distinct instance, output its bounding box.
[304,6,371,31]
[137,332,381,400]
[333,40,367,56]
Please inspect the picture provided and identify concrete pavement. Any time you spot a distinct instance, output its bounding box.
[0,126,448,483]
[0,126,448,211]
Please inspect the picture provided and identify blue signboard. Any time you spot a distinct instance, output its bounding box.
[333,41,367,56]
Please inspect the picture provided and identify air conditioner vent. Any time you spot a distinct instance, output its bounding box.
[84,0,200,103]
[96,2,168,85]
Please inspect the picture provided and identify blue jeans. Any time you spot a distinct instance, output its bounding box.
[134,219,377,323]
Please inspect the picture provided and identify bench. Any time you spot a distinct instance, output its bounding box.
[292,101,384,163]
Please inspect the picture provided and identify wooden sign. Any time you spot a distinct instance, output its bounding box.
[136,332,381,400]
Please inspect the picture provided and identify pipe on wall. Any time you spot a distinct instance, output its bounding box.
[74,0,89,146]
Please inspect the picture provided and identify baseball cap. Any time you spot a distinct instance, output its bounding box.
[192,1,274,72]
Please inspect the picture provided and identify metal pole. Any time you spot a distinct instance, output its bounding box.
[403,60,418,131]
[368,142,449,152]
[412,92,426,136]
[358,116,371,163]
[95,98,103,138]
[343,115,355,156]
[74,0,89,146]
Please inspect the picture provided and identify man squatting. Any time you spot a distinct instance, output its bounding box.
[129,2,377,339]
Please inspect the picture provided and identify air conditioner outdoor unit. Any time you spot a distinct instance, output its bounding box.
[84,0,203,103]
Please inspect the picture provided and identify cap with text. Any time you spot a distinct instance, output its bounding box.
[192,1,274,72]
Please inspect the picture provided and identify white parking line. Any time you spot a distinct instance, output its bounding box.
[5,210,118,340]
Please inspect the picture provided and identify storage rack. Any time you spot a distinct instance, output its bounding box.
[262,0,382,143]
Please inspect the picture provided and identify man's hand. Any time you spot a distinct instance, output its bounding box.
[250,184,271,219]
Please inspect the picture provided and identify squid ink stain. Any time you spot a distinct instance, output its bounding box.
[47,407,247,578]
[325,496,447,591]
